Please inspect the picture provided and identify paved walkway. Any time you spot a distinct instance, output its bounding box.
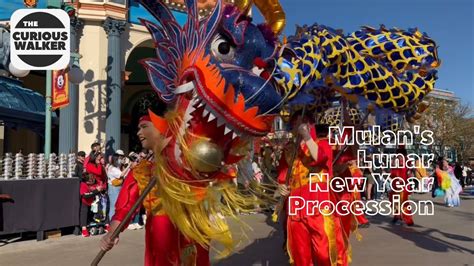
[0,194,473,265]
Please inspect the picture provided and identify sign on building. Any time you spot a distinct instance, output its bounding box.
[52,69,69,109]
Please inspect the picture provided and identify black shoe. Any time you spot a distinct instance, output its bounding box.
[391,217,399,225]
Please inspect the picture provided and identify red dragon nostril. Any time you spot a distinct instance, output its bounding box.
[260,71,271,80]
[253,57,268,68]
[254,57,271,79]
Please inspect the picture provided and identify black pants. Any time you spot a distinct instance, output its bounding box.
[460,176,467,188]
[79,202,91,227]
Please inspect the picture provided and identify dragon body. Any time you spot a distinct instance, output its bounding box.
[276,24,440,129]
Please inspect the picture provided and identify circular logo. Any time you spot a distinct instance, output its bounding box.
[10,9,70,70]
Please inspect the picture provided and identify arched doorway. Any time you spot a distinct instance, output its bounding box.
[121,39,166,153]
[125,91,166,152]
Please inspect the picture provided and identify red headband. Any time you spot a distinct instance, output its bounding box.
[138,111,168,135]
[139,115,151,124]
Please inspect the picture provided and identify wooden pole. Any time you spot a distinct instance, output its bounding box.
[272,106,306,222]
[91,178,157,266]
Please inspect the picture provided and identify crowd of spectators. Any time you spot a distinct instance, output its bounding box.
[76,143,149,237]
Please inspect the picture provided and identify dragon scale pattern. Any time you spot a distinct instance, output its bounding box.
[277,24,440,115]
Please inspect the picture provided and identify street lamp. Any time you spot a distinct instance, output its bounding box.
[44,1,84,159]
[68,52,84,84]
[0,26,29,78]
[8,62,30,78]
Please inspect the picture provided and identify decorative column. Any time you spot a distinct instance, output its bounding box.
[103,18,126,156]
[59,17,83,154]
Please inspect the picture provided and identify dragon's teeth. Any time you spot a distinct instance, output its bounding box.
[208,113,216,122]
[184,114,192,123]
[175,81,195,94]
[224,126,231,135]
[216,117,225,127]
[202,109,209,117]
[232,132,238,139]
[197,101,204,108]
[185,103,196,114]
[174,145,182,159]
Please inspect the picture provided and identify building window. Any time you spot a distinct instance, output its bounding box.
[109,0,126,4]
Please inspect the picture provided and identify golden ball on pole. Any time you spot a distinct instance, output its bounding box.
[186,139,224,173]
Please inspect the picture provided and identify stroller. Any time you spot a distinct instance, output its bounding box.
[88,191,108,235]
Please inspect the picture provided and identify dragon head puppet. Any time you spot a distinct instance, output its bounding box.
[138,0,283,252]
[140,0,281,175]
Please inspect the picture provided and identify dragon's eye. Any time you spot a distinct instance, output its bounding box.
[211,34,235,61]
[218,42,231,54]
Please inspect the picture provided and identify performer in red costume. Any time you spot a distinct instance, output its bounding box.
[100,115,210,266]
[346,160,370,227]
[275,143,292,252]
[389,146,414,226]
[332,104,369,235]
[333,150,370,238]
[284,112,349,266]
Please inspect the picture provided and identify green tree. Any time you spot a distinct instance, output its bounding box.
[417,98,473,162]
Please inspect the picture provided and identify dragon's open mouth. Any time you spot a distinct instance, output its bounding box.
[178,51,275,136]
[151,84,235,179]
[166,74,268,177]
[175,80,246,163]
[185,93,243,140]
[152,49,278,177]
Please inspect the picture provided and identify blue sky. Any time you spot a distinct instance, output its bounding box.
[0,1,46,19]
[253,0,473,106]
[1,0,472,106]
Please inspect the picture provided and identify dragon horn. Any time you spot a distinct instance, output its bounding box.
[232,0,252,13]
[233,0,286,35]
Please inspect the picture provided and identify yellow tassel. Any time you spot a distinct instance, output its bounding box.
[151,110,283,259]
[323,212,338,266]
[355,229,363,242]
[271,212,278,223]
[154,156,263,257]
[347,242,353,264]
[286,217,294,265]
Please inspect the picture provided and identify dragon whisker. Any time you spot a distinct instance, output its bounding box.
[244,59,278,103]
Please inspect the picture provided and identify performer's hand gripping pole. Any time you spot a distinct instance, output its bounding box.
[91,178,157,266]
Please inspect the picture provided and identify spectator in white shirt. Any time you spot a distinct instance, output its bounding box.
[107,154,124,220]
[252,160,263,183]
[462,164,470,188]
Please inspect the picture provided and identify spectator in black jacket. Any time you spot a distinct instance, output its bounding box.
[75,151,86,178]
[454,163,463,186]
